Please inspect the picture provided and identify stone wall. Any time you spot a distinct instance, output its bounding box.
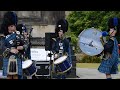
[0,11,65,37]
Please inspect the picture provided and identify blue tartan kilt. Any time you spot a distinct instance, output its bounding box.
[3,57,22,76]
[98,59,118,74]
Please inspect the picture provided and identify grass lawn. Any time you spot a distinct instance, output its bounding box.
[76,63,100,69]
[76,63,120,72]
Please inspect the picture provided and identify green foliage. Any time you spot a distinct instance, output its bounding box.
[78,55,102,63]
[65,31,79,53]
[66,11,120,52]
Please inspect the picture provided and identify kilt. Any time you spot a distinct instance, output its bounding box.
[98,37,119,74]
[3,57,22,76]
[98,59,118,74]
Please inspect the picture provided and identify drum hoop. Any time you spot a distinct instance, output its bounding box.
[22,60,32,69]
[57,64,72,74]
[31,69,37,76]
[54,56,67,65]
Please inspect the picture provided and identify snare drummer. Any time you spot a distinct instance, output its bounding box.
[1,11,25,79]
[98,17,120,79]
[52,19,72,79]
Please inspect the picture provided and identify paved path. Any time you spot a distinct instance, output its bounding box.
[1,68,120,79]
[0,70,6,79]
[76,68,120,79]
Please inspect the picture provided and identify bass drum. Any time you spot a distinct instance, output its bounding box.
[78,28,104,56]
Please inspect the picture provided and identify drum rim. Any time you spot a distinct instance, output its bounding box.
[22,60,32,69]
[57,64,72,74]
[30,69,37,77]
[54,56,67,65]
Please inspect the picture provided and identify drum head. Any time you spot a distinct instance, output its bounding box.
[22,60,32,69]
[54,56,67,64]
[78,28,104,56]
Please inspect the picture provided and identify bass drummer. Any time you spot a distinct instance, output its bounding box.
[97,17,120,79]
[52,19,72,79]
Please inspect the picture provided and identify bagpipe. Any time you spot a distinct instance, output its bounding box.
[15,23,33,60]
[3,31,24,58]
[4,29,33,75]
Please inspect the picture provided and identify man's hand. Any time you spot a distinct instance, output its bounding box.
[10,48,19,54]
[54,54,58,59]
[17,46,24,50]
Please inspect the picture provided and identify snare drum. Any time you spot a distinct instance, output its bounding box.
[22,60,37,76]
[54,56,72,74]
